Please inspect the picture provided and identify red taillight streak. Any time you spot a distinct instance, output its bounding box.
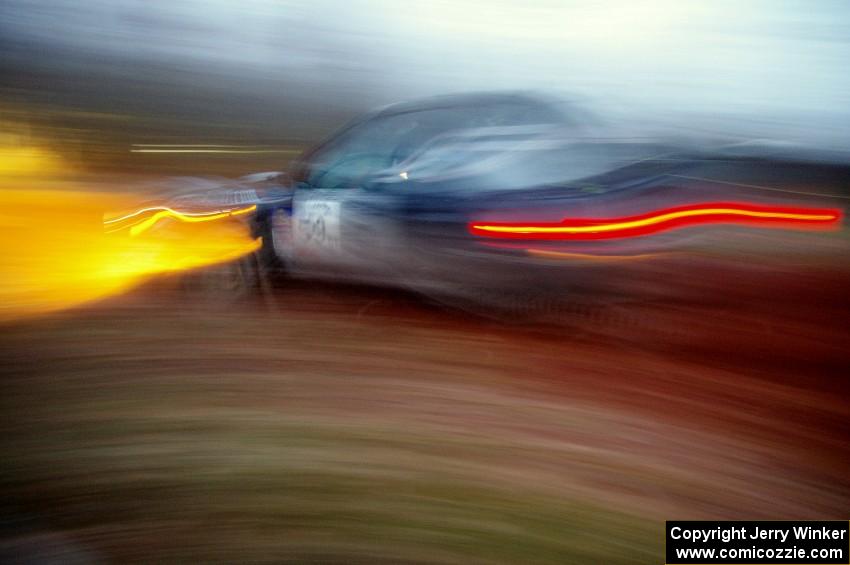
[468,202,842,241]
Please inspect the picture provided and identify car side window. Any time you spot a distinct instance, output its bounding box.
[306,113,419,189]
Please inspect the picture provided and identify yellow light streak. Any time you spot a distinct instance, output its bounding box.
[526,249,674,262]
[118,205,256,237]
[105,205,237,224]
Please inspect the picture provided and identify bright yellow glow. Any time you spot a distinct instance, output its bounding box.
[0,143,71,177]
[0,188,259,321]
[472,208,837,235]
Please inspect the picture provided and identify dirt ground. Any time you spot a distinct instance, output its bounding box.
[1,259,849,563]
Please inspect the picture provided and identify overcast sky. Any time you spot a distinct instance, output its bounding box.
[2,0,850,148]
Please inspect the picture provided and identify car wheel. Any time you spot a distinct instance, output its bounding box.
[257,208,294,277]
[179,253,259,306]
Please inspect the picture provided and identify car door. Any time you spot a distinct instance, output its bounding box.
[288,112,418,278]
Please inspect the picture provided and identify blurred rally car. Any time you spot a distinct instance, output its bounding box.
[251,92,845,311]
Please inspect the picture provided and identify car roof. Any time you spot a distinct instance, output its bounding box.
[372,91,564,119]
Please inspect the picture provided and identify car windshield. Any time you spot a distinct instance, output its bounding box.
[305,100,568,188]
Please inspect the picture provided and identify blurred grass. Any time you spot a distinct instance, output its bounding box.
[3,409,660,563]
[0,298,660,563]
[2,276,849,563]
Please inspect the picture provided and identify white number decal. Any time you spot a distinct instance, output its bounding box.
[293,199,342,255]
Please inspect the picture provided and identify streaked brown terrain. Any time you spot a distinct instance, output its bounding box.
[2,251,848,562]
